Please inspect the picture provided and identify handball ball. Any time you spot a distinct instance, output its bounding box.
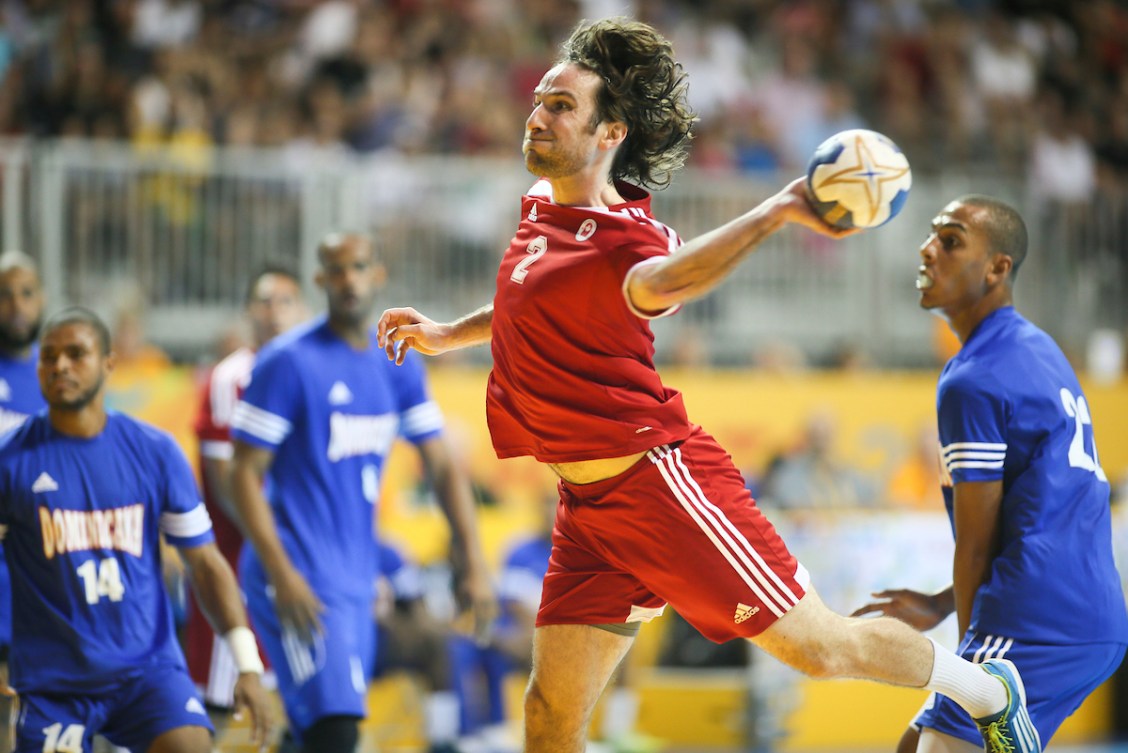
[805,129,912,229]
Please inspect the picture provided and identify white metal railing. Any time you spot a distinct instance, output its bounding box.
[1,138,1123,367]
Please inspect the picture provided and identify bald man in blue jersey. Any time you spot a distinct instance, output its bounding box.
[0,308,271,753]
[854,196,1128,753]
[231,233,495,753]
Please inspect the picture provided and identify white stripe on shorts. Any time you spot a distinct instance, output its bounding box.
[648,444,800,618]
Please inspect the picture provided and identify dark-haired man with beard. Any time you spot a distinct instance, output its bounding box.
[0,251,45,753]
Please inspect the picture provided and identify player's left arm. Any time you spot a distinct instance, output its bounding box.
[416,436,498,645]
[626,177,855,313]
[179,542,273,745]
[951,479,1004,639]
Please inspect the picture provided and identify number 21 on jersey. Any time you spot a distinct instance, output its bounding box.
[1060,388,1107,481]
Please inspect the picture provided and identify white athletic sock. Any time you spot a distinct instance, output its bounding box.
[425,690,461,744]
[600,687,639,741]
[924,637,1007,719]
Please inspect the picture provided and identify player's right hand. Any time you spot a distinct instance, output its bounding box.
[272,566,325,642]
[850,588,949,632]
[377,307,449,364]
[232,671,273,750]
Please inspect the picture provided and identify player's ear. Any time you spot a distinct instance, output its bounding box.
[601,121,627,151]
[315,268,326,291]
[987,253,1013,285]
[371,262,387,290]
[103,350,116,375]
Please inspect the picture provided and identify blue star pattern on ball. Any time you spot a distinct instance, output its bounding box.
[806,129,912,229]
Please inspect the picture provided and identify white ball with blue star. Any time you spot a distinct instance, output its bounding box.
[805,129,912,229]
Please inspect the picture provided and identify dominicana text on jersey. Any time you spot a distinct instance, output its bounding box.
[0,412,214,693]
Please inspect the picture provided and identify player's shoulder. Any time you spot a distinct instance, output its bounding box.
[0,412,45,458]
[255,318,326,367]
[211,346,255,386]
[524,179,678,250]
[105,411,182,455]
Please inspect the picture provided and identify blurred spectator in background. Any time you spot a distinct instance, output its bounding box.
[885,423,945,511]
[5,0,1126,189]
[371,536,464,753]
[761,410,878,509]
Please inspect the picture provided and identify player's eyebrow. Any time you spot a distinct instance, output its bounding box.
[930,216,967,233]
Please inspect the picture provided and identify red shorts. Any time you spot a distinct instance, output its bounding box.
[538,427,809,642]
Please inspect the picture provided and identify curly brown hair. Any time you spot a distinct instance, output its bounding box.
[557,18,696,190]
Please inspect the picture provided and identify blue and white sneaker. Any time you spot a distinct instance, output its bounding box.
[974,659,1042,753]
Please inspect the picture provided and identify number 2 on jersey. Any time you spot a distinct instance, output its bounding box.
[75,557,125,604]
[510,235,548,284]
[1060,388,1107,481]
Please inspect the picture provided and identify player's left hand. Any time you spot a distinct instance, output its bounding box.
[232,671,273,750]
[850,588,950,632]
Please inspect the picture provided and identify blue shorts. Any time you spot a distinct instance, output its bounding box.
[15,666,212,753]
[913,632,1127,746]
[244,572,374,736]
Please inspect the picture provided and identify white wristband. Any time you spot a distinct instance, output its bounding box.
[224,626,265,675]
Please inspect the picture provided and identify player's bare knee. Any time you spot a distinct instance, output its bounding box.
[144,725,212,753]
[524,676,578,730]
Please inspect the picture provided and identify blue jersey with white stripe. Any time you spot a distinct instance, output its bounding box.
[0,412,214,693]
[0,346,47,650]
[232,317,443,600]
[937,306,1127,644]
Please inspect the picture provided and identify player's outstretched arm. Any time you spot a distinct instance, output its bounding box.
[232,440,326,640]
[179,542,273,746]
[417,436,498,645]
[851,586,954,632]
[626,177,857,313]
[377,304,494,364]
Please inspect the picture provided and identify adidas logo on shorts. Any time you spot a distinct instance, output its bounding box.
[734,603,760,624]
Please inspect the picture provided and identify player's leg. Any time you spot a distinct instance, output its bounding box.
[0,654,13,753]
[243,568,371,751]
[100,669,214,753]
[13,693,101,753]
[750,587,934,683]
[142,726,211,753]
[916,729,980,753]
[524,624,634,753]
[896,727,920,753]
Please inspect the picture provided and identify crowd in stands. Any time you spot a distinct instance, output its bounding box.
[1,0,1127,198]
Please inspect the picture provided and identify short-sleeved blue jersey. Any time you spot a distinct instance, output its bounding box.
[937,307,1128,644]
[0,411,214,693]
[232,317,443,600]
[0,346,47,649]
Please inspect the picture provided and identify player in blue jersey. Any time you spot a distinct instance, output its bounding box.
[0,251,47,753]
[231,232,495,753]
[0,307,271,753]
[853,196,1128,752]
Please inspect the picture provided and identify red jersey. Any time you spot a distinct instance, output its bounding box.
[488,179,692,462]
[192,346,255,565]
[188,346,267,703]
